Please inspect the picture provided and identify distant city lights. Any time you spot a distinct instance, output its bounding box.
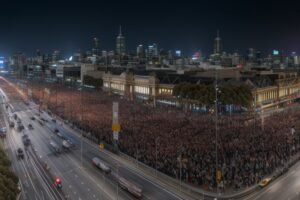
[0,57,4,68]
[192,52,201,60]
[273,50,279,55]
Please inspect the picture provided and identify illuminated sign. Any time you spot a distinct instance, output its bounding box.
[175,50,181,57]
[192,52,200,60]
[0,57,4,68]
[273,50,279,55]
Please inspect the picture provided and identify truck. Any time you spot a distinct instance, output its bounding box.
[116,175,143,198]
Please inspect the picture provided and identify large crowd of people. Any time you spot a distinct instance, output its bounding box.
[2,78,300,192]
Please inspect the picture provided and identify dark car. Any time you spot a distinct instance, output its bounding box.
[30,116,36,120]
[28,124,33,130]
[38,120,44,126]
[17,124,24,132]
[22,135,31,146]
[9,121,15,128]
[16,148,24,159]
[40,117,48,123]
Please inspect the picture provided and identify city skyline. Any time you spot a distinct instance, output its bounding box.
[0,0,300,56]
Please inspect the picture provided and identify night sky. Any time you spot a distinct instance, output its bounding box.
[0,0,300,57]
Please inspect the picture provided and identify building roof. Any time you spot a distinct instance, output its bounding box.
[242,75,275,89]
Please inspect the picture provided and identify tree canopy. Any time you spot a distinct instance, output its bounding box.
[83,75,103,89]
[173,82,253,107]
[0,147,19,200]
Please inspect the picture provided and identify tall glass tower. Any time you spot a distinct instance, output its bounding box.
[116,26,126,55]
[214,30,222,55]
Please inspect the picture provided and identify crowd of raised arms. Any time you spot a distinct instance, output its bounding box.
[2,79,300,191]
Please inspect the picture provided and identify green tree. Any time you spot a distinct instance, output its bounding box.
[0,147,19,200]
[83,75,103,89]
[173,82,253,108]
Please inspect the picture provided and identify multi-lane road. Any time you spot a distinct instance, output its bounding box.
[1,88,186,200]
[0,92,65,200]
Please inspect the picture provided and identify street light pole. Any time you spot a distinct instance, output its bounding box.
[117,163,119,200]
[80,85,83,168]
[215,69,219,193]
[180,155,182,192]
[155,137,158,177]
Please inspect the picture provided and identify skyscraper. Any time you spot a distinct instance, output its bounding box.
[214,30,222,55]
[147,43,158,59]
[137,44,145,58]
[247,48,256,62]
[92,37,100,56]
[116,26,126,55]
[52,50,61,63]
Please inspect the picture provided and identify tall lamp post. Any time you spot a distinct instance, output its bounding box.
[155,137,159,177]
[215,69,220,194]
[80,84,83,167]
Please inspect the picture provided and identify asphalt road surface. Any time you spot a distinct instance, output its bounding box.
[4,92,184,200]
[245,160,300,200]
[0,94,65,200]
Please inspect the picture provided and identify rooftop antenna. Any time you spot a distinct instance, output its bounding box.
[119,25,122,36]
[94,37,99,48]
